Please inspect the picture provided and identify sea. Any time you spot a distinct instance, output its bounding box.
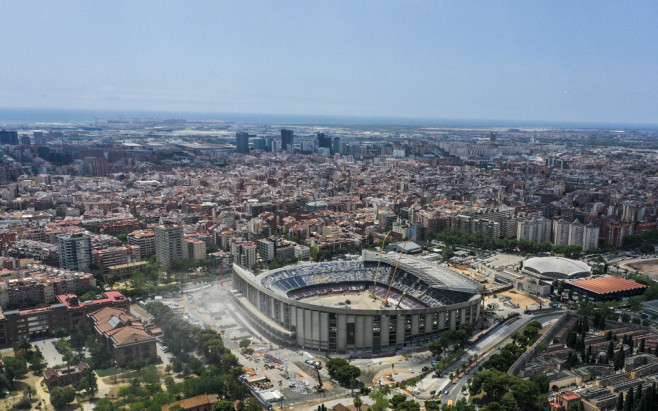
[0,107,655,129]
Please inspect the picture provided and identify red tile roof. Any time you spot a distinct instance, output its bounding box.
[568,275,647,295]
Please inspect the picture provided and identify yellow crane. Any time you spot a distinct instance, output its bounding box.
[383,236,416,307]
[370,230,392,300]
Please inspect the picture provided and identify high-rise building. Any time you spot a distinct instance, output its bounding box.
[128,229,156,259]
[231,240,257,269]
[252,138,267,151]
[489,131,498,143]
[280,129,294,152]
[517,217,551,244]
[552,219,570,245]
[567,220,585,247]
[89,157,110,177]
[236,132,250,154]
[154,225,184,268]
[332,137,341,155]
[183,238,207,260]
[57,232,92,272]
[583,224,600,252]
[0,130,19,145]
[317,133,331,150]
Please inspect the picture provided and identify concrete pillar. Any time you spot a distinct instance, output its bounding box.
[364,316,373,349]
[337,314,347,352]
[381,315,390,348]
[411,314,419,335]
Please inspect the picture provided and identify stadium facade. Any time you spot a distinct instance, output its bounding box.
[231,250,482,354]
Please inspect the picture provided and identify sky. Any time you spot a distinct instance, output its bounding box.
[1,1,657,125]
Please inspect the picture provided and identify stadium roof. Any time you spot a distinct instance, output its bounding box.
[523,256,591,279]
[568,275,647,295]
[365,251,481,294]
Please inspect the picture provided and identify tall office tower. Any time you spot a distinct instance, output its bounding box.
[317,133,331,149]
[154,225,184,268]
[236,132,250,154]
[332,136,341,155]
[252,138,267,151]
[57,232,92,272]
[489,131,498,143]
[280,129,294,152]
[0,130,19,145]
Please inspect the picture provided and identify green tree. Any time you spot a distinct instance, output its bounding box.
[615,392,624,411]
[354,395,363,411]
[215,400,236,411]
[50,386,76,409]
[78,372,98,398]
[239,339,251,350]
[3,356,28,384]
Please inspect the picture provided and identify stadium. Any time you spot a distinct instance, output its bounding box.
[231,250,482,354]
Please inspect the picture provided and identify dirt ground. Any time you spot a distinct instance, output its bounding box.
[619,258,658,277]
[496,289,547,306]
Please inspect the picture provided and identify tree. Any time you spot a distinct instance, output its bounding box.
[78,372,98,398]
[3,356,28,384]
[215,400,236,411]
[50,386,76,409]
[370,388,390,411]
[429,340,444,357]
[500,392,520,411]
[239,339,251,350]
[354,395,363,411]
[23,385,35,401]
[616,392,624,411]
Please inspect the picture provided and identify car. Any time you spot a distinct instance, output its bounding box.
[162,346,170,353]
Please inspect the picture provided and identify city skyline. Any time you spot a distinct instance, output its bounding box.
[1,1,657,126]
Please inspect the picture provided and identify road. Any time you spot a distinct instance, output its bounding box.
[416,311,565,404]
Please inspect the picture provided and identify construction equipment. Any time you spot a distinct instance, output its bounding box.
[383,237,416,306]
[315,367,324,391]
[394,291,407,309]
[370,230,392,299]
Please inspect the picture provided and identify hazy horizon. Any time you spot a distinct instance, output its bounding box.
[1,1,657,126]
[2,107,658,129]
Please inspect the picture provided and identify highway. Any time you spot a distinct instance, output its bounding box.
[416,311,565,405]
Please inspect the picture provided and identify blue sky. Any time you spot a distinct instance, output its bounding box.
[1,1,657,124]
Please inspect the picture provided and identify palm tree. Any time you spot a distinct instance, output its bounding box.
[23,385,35,400]
[353,395,362,411]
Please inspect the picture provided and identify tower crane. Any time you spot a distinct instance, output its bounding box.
[383,236,416,307]
[370,230,392,299]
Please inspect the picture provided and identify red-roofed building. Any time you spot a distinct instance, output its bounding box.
[554,391,581,410]
[566,275,647,301]
[88,306,157,366]
[0,291,129,346]
[43,361,91,388]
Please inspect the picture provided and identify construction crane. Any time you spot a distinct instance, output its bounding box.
[370,230,392,299]
[383,236,416,307]
[315,367,323,392]
[394,291,407,310]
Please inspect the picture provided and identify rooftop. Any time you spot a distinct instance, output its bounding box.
[568,275,647,295]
